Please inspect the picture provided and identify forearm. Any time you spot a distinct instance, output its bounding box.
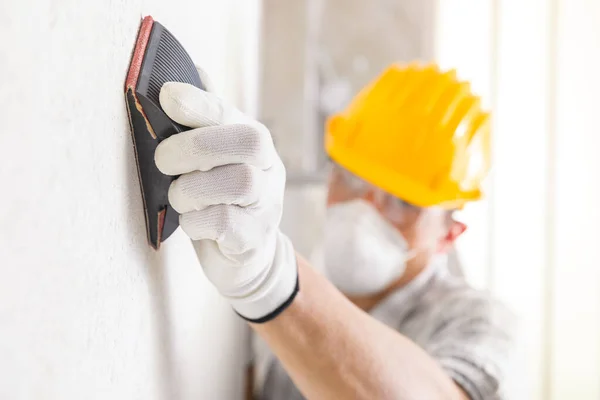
[245,364,254,400]
[251,255,467,400]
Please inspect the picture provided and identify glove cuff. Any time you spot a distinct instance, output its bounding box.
[236,275,299,323]
[228,232,299,322]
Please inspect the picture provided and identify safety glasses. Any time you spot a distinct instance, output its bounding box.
[328,163,445,230]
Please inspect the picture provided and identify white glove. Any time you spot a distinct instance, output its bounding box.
[154,81,298,322]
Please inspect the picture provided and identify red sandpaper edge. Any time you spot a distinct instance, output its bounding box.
[124,15,160,249]
[156,208,166,246]
[125,16,154,91]
[125,16,157,139]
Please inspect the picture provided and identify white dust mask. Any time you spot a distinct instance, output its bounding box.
[323,199,415,295]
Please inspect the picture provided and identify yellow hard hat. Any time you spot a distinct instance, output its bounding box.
[325,62,491,209]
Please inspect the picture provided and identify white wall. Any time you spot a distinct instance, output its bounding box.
[437,1,600,399]
[0,1,260,399]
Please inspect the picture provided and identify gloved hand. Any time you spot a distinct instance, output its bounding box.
[154,81,298,322]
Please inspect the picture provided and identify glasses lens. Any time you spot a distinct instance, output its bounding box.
[330,164,371,199]
[374,191,424,226]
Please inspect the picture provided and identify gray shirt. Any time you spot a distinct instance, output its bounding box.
[253,259,517,400]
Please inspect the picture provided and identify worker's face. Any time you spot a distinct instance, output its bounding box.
[326,164,466,275]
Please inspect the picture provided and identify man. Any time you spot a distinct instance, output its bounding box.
[155,63,516,400]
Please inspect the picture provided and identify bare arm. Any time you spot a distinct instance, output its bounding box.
[251,255,469,400]
[244,364,254,400]
[154,82,470,400]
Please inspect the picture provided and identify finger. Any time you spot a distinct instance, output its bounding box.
[154,123,276,175]
[168,164,264,214]
[180,205,264,254]
[159,82,250,128]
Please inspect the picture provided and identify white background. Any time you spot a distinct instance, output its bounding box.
[437,0,600,398]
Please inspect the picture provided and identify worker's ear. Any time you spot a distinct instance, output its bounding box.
[437,220,467,253]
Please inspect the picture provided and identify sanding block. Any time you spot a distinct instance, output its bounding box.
[124,16,205,249]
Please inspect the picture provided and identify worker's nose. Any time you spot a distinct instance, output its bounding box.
[360,188,379,208]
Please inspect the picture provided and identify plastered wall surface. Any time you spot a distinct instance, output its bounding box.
[0,1,259,399]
